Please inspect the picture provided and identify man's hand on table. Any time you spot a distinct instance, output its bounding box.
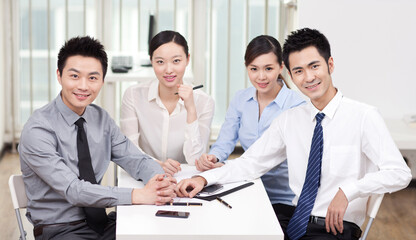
[132,174,177,205]
[175,176,207,198]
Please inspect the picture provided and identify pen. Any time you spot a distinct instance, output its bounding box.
[216,197,232,209]
[165,202,203,206]
[174,84,204,95]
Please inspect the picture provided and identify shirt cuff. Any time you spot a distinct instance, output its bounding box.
[116,187,134,205]
[198,171,219,187]
[339,181,360,202]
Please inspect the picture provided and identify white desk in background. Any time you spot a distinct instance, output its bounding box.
[385,119,416,150]
[116,165,284,240]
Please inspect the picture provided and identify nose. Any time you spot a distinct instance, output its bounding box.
[259,70,266,80]
[165,62,173,74]
[304,69,315,82]
[78,77,88,90]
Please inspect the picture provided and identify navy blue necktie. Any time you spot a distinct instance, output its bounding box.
[75,118,108,235]
[286,113,325,240]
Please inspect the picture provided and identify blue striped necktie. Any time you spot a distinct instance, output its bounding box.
[286,112,325,240]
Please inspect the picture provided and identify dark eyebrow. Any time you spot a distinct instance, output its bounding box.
[89,71,101,76]
[67,68,100,76]
[291,60,321,72]
[67,68,80,73]
[307,60,320,67]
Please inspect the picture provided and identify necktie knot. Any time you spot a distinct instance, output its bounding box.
[315,112,325,124]
[75,118,85,129]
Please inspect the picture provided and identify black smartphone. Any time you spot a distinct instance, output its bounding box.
[200,184,223,194]
[155,210,190,219]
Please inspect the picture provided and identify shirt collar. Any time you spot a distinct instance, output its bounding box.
[148,80,185,108]
[308,89,343,121]
[273,80,289,109]
[245,79,287,108]
[55,92,88,126]
[148,80,159,102]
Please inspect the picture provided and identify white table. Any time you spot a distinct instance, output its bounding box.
[116,166,284,240]
[385,119,416,150]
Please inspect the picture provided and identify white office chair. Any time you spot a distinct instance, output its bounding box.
[9,174,28,240]
[360,193,384,240]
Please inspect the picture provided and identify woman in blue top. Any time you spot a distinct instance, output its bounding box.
[196,35,305,218]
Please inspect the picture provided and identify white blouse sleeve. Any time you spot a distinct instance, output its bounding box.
[183,93,215,165]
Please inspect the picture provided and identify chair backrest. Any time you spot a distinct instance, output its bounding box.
[360,193,384,240]
[9,175,28,209]
[366,193,384,219]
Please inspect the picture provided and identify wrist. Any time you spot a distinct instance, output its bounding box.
[131,188,144,205]
[193,176,207,186]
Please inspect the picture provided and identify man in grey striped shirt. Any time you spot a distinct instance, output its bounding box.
[19,36,176,240]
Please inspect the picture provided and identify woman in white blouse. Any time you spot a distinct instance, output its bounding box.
[121,30,215,176]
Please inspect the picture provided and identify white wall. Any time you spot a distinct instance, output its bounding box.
[0,0,6,152]
[297,0,416,120]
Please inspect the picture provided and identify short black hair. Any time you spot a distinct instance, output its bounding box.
[148,30,189,60]
[57,36,108,79]
[282,28,331,72]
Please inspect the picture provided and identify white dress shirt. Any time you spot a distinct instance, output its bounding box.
[121,80,215,164]
[200,90,411,226]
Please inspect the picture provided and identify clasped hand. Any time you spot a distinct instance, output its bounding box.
[132,174,177,205]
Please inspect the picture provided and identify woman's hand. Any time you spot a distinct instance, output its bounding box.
[160,158,182,176]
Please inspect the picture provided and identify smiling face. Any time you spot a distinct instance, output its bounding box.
[57,55,104,115]
[151,41,190,89]
[288,46,337,110]
[247,52,283,96]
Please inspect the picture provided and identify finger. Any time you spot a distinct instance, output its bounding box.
[213,162,224,169]
[178,183,191,197]
[330,213,337,235]
[157,188,174,197]
[163,167,175,177]
[195,159,203,171]
[188,184,202,198]
[338,212,344,233]
[166,176,177,184]
[200,158,213,169]
[325,211,331,233]
[164,162,178,174]
[155,196,174,205]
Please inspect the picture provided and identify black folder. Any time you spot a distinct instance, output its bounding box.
[194,182,254,201]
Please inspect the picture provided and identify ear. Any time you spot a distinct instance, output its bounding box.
[56,69,62,86]
[328,57,334,74]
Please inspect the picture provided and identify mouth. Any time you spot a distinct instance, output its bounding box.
[257,82,269,88]
[305,81,321,90]
[73,92,91,100]
[164,75,177,82]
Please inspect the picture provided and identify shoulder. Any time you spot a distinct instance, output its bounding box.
[340,97,378,116]
[20,103,59,148]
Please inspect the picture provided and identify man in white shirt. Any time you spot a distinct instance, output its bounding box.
[175,28,411,240]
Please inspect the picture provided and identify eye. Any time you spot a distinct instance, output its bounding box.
[173,59,181,63]
[265,67,273,71]
[156,60,164,64]
[89,76,98,81]
[294,69,303,75]
[312,64,319,69]
[250,67,257,71]
[70,74,79,79]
